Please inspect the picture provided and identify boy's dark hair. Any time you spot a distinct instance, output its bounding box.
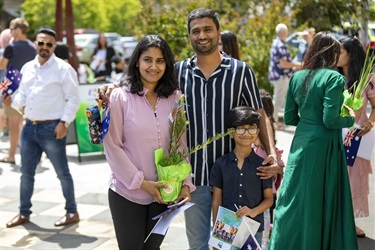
[227,106,261,128]
[187,8,220,34]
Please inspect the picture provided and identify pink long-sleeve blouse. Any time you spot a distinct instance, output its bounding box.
[103,86,195,205]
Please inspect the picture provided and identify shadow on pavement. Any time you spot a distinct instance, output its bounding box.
[11,223,97,249]
[358,237,375,250]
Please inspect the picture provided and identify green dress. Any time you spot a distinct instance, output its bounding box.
[269,68,358,250]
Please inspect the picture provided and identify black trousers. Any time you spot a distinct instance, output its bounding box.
[108,189,167,250]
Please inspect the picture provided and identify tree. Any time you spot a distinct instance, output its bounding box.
[132,0,293,93]
[21,0,142,37]
[291,0,375,32]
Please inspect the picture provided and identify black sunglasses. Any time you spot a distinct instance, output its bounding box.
[37,41,54,48]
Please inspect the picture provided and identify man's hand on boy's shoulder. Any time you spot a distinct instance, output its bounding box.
[256,155,282,179]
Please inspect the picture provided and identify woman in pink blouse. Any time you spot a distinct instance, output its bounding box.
[103,35,195,249]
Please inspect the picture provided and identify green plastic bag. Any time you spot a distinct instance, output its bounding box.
[341,90,363,117]
[154,148,191,202]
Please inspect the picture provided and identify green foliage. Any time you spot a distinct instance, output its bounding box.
[132,0,295,93]
[161,95,233,166]
[21,0,56,34]
[21,0,142,36]
[239,0,294,94]
[292,0,375,32]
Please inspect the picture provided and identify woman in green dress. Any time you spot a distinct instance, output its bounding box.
[269,32,359,250]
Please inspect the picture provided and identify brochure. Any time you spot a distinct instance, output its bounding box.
[209,206,261,250]
[144,201,194,243]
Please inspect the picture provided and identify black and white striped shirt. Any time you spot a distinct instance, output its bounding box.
[175,53,263,186]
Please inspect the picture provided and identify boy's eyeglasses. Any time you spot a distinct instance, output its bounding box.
[234,127,258,135]
[37,41,54,48]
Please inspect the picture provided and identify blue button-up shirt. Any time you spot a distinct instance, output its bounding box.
[176,52,263,186]
[210,150,273,232]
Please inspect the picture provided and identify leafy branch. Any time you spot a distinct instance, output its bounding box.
[160,95,234,166]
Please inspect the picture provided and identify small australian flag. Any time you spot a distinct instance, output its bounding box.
[101,107,110,142]
[343,128,362,166]
[0,65,22,96]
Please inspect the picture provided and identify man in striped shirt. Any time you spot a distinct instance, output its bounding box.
[179,8,278,250]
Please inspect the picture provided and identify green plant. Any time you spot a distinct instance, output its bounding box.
[159,94,234,166]
[341,46,375,116]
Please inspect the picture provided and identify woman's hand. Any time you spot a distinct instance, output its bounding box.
[95,83,119,108]
[344,104,362,123]
[141,180,168,205]
[357,119,374,137]
[174,185,192,204]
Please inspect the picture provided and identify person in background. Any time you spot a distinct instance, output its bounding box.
[0,18,36,165]
[54,41,70,61]
[0,27,14,135]
[269,32,359,250]
[268,23,301,130]
[286,27,315,63]
[218,30,240,60]
[3,27,80,228]
[103,35,195,249]
[337,36,375,238]
[110,55,126,82]
[210,106,273,246]
[0,28,13,48]
[90,33,115,78]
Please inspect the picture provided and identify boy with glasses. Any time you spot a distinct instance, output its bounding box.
[210,106,273,246]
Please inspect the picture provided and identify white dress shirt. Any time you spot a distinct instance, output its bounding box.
[12,53,80,123]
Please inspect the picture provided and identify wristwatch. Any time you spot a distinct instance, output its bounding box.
[60,120,69,128]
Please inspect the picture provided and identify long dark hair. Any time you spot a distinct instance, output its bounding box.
[94,32,107,51]
[123,35,179,98]
[338,36,373,93]
[221,30,240,60]
[299,32,341,99]
[303,32,341,71]
[259,89,276,144]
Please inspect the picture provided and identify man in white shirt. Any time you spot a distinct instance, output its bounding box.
[3,27,80,228]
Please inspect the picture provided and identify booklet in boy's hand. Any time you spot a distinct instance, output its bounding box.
[209,206,261,250]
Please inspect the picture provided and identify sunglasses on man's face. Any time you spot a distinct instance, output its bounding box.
[37,41,54,48]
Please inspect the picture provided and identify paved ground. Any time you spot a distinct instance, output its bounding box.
[0,124,374,249]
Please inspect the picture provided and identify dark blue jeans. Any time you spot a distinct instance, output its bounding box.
[19,120,77,216]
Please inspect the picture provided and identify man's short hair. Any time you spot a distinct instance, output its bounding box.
[37,27,56,39]
[10,18,29,35]
[275,23,288,36]
[187,8,220,34]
